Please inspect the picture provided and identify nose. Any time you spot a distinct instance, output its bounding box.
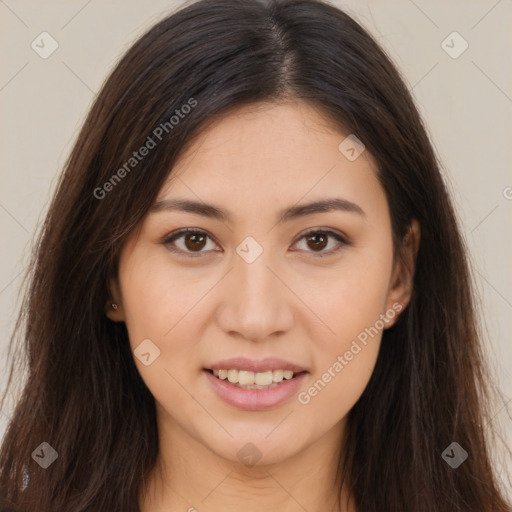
[215,249,295,343]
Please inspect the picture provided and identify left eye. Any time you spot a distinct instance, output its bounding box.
[162,228,348,258]
[292,229,348,257]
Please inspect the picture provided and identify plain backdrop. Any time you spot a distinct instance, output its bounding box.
[1,0,511,496]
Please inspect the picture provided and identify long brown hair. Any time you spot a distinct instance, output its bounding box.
[1,0,510,510]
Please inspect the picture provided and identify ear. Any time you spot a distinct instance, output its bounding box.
[384,219,420,328]
[105,276,125,322]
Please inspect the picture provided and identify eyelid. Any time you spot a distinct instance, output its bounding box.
[161,227,350,258]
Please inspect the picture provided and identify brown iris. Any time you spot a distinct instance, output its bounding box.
[305,232,328,252]
[184,232,207,251]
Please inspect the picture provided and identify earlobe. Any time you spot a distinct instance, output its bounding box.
[385,219,421,327]
[105,277,125,322]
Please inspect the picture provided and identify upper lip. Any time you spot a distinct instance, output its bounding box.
[205,357,307,373]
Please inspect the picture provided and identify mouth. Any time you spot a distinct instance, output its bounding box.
[203,368,308,390]
[202,367,309,410]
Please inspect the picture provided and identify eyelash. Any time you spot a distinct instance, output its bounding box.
[161,228,349,259]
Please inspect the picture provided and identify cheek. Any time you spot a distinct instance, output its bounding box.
[119,247,206,344]
[295,301,384,425]
[293,246,392,411]
[117,250,210,408]
[301,247,393,351]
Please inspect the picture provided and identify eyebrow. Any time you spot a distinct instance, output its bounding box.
[150,197,365,224]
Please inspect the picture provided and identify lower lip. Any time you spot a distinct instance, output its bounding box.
[203,370,308,411]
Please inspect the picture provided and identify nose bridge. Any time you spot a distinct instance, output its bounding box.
[216,245,293,341]
[238,250,276,305]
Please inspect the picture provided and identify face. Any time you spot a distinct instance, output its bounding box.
[107,100,418,467]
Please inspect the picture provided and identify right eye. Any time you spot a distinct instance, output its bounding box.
[161,228,221,258]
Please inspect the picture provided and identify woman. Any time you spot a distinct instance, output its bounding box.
[0,0,510,510]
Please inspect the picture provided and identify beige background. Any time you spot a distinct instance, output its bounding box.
[1,0,511,496]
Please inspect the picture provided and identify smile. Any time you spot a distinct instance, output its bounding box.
[209,368,299,388]
[203,369,308,410]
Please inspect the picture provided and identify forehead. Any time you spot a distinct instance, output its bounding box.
[156,100,386,222]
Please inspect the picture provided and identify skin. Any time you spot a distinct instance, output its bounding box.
[107,100,420,512]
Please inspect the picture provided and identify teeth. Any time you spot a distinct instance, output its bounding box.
[254,371,272,386]
[211,368,297,385]
[227,369,238,384]
[273,370,284,382]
